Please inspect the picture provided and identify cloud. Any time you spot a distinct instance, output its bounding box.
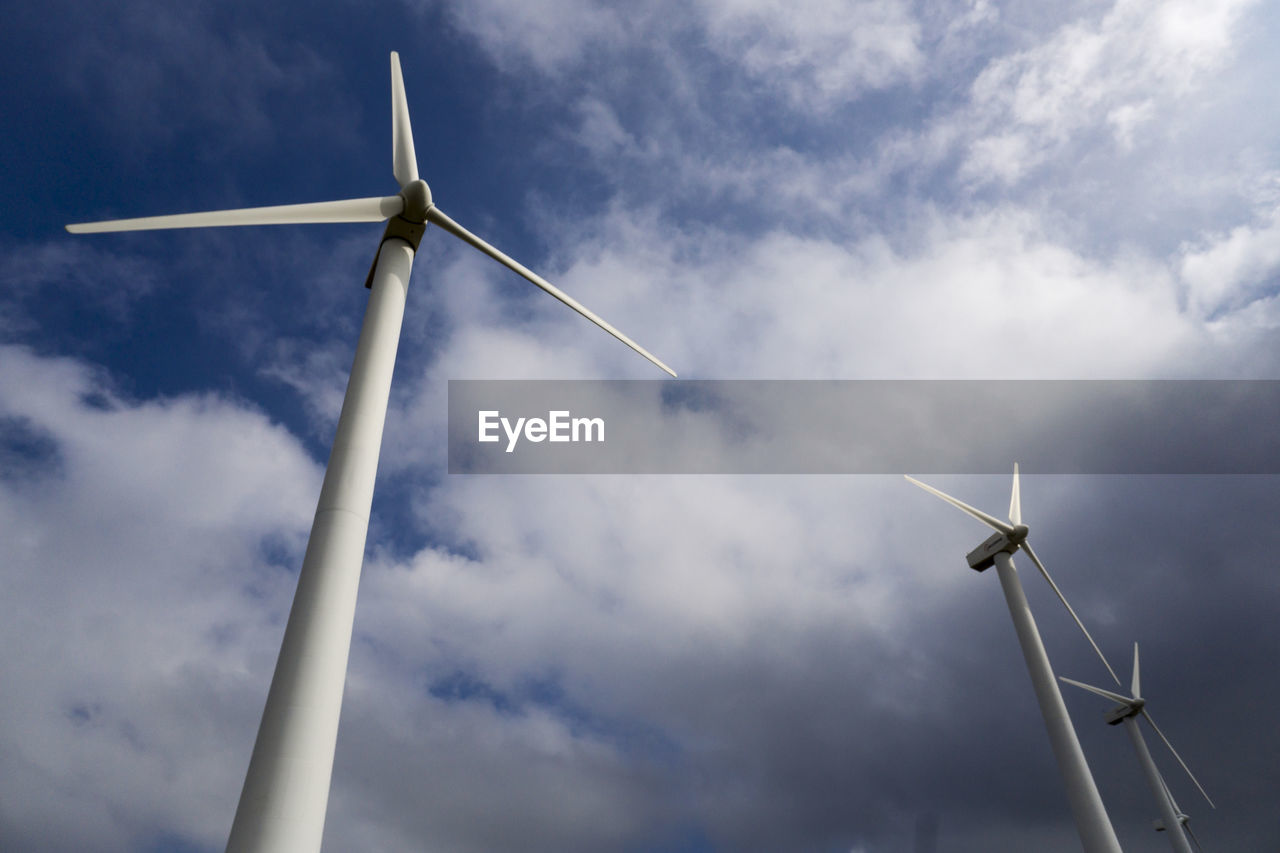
[696,0,925,110]
[333,474,970,851]
[443,0,923,112]
[960,0,1260,184]
[0,345,322,852]
[480,203,1203,380]
[0,240,160,339]
[1179,203,1280,318]
[336,460,1280,850]
[436,0,1275,270]
[7,1,1280,850]
[441,0,628,75]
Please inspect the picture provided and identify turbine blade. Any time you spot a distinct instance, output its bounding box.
[903,476,1016,536]
[1132,642,1141,699]
[391,51,419,188]
[1021,540,1122,687]
[67,196,404,234]
[425,206,676,377]
[1142,710,1216,809]
[1059,675,1131,705]
[1009,462,1022,526]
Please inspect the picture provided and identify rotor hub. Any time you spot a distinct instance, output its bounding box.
[399,179,433,223]
[1009,523,1029,543]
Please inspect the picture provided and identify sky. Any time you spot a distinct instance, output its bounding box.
[2,1,1279,851]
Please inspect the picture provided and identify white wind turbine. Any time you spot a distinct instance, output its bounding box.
[1159,780,1207,851]
[906,465,1124,853]
[1061,643,1215,853]
[67,52,675,853]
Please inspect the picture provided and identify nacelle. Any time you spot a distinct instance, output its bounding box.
[966,530,1017,572]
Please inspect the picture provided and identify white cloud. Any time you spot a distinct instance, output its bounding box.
[441,0,1274,267]
[442,0,922,111]
[572,96,640,158]
[0,345,322,851]
[697,0,925,110]
[1180,204,1280,317]
[367,194,1267,389]
[511,205,1199,379]
[441,0,628,74]
[960,0,1260,183]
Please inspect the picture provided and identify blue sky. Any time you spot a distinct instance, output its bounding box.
[3,1,1280,851]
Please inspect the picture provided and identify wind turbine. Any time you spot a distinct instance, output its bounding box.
[67,53,675,853]
[1158,780,1207,852]
[905,465,1123,853]
[1061,643,1215,853]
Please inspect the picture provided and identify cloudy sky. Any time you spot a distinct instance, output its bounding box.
[3,1,1279,851]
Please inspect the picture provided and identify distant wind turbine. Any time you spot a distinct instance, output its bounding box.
[67,52,675,853]
[1158,779,1207,852]
[1061,642,1215,853]
[906,465,1123,853]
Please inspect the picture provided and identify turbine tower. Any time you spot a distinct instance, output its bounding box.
[67,53,675,853]
[1061,642,1215,853]
[906,465,1123,853]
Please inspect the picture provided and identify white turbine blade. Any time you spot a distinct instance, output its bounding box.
[903,476,1016,536]
[1132,642,1141,699]
[67,196,404,234]
[425,206,676,377]
[390,51,419,188]
[1021,540,1122,687]
[1142,710,1216,809]
[1009,462,1022,526]
[1059,675,1131,705]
